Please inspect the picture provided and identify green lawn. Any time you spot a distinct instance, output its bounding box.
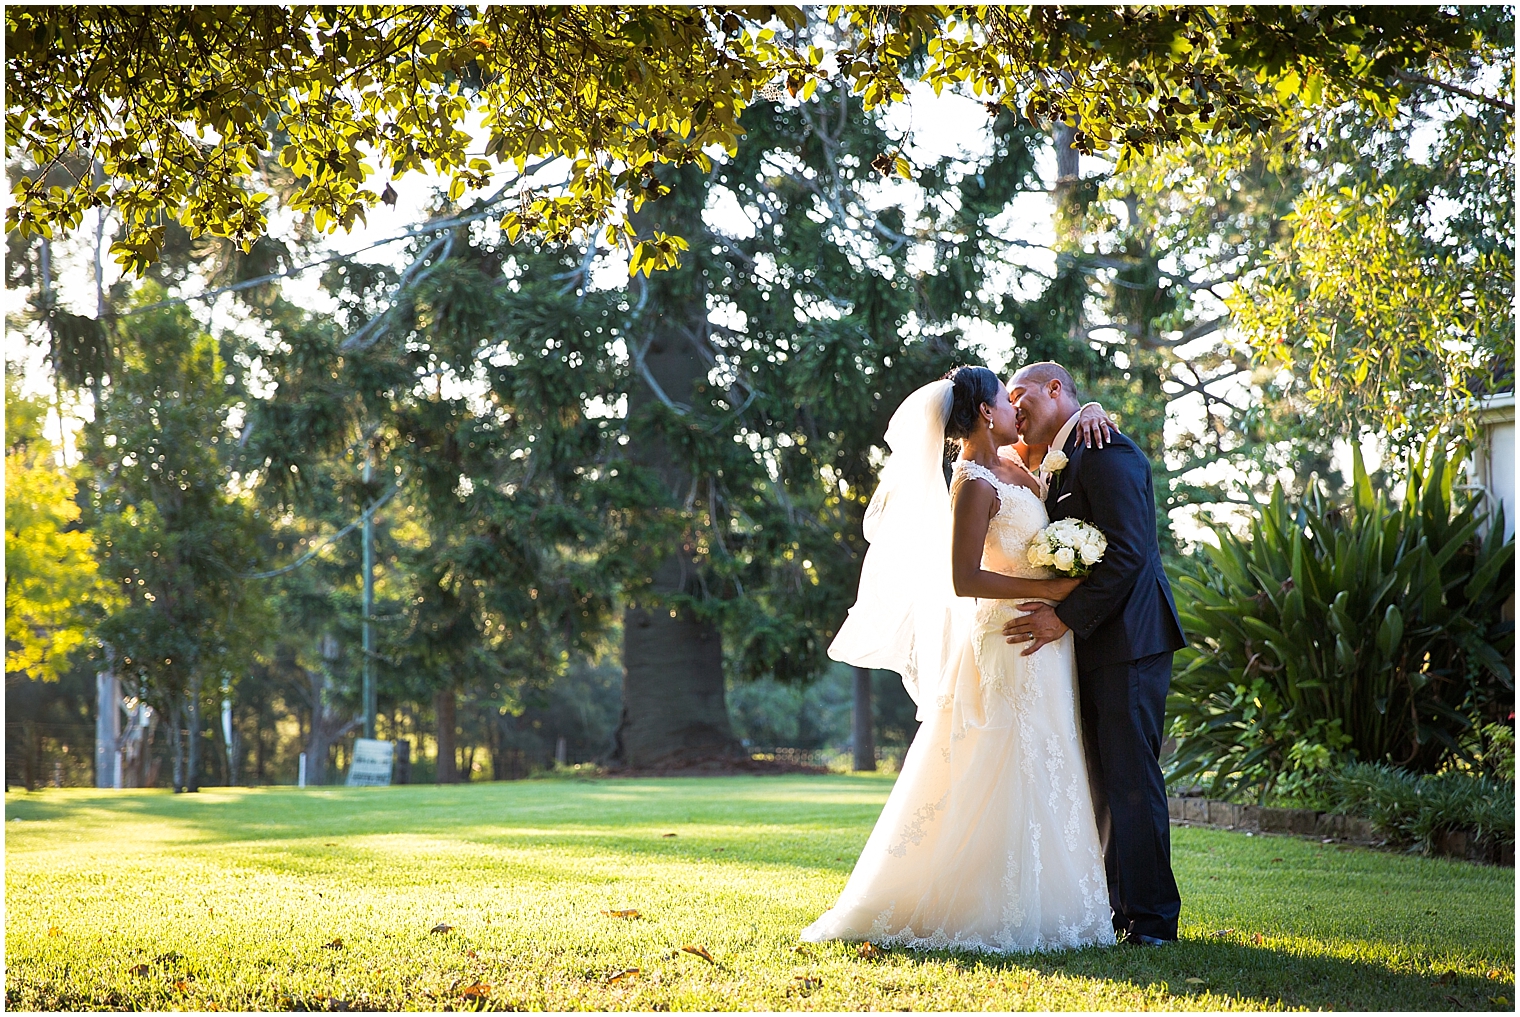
[4,774,1513,1011]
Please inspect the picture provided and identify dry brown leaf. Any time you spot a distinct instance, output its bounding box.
[464,949,478,959]
[606,968,640,985]
[129,964,151,977]
[792,946,812,957]
[662,832,677,838]
[430,923,454,935]
[1252,933,1264,945]
[789,975,823,997]
[856,942,881,959]
[1436,970,1458,985]
[681,945,715,964]
[1488,969,1504,979]
[323,937,344,950]
[324,842,337,847]
[459,981,491,998]
[601,909,641,919]
[173,979,190,992]
[47,925,61,937]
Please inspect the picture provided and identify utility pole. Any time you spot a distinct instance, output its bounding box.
[361,447,377,739]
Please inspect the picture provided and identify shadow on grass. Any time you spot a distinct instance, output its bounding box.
[4,780,885,867]
[879,937,1511,1011]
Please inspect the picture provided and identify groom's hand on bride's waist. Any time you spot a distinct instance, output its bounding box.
[1004,603,1070,656]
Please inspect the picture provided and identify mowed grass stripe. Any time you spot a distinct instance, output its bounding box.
[5,775,1513,1011]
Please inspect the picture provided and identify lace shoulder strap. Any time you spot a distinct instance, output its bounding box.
[950,458,1009,501]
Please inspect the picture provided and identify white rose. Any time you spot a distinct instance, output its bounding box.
[1027,544,1044,567]
[1042,450,1068,473]
[1079,542,1102,565]
[1053,547,1076,571]
[1036,545,1056,567]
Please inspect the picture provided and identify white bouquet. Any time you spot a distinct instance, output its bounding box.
[1027,518,1107,577]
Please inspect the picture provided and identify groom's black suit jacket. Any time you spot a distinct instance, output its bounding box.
[1045,426,1186,672]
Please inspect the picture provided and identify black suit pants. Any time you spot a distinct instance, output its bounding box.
[1078,650,1181,941]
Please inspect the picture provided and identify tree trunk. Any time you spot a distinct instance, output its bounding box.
[610,163,741,769]
[186,675,202,792]
[168,700,185,792]
[434,687,458,783]
[852,666,876,772]
[95,665,120,788]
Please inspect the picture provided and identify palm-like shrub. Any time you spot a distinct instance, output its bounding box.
[1168,448,1514,798]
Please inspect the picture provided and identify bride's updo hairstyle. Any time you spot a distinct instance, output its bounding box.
[942,365,1000,442]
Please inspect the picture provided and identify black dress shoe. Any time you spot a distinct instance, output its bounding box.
[1124,933,1174,947]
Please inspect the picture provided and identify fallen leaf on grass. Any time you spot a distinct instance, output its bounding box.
[1211,929,1234,938]
[662,832,677,838]
[856,943,881,959]
[464,949,477,958]
[1252,933,1264,945]
[173,979,191,992]
[430,923,454,934]
[601,909,641,919]
[323,937,344,950]
[792,946,813,957]
[1444,995,1461,1006]
[458,981,490,998]
[681,945,715,964]
[47,925,61,937]
[1490,996,1511,1007]
[1270,857,1283,863]
[1186,978,1206,985]
[789,975,823,997]
[129,964,151,977]
[606,968,639,985]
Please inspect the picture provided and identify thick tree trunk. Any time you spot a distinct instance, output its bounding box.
[609,164,741,769]
[434,687,458,783]
[852,666,876,772]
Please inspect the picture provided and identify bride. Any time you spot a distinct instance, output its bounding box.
[801,366,1116,953]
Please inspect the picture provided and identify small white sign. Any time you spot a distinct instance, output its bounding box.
[345,738,394,787]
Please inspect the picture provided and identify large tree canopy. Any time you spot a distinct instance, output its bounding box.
[6,5,1496,273]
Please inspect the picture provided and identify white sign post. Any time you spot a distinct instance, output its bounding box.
[345,738,395,787]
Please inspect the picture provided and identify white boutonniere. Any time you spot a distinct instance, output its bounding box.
[1040,450,1068,480]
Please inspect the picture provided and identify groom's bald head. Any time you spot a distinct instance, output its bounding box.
[1009,362,1082,444]
[1011,362,1079,402]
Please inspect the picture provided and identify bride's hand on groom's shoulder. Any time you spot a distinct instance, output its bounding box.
[1077,402,1115,449]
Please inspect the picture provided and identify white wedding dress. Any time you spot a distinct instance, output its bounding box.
[801,459,1115,953]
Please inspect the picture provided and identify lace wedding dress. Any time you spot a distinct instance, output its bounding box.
[801,459,1115,953]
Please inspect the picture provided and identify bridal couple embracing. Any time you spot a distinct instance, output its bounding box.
[802,363,1187,953]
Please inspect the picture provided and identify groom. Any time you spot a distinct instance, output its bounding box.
[1002,362,1186,946]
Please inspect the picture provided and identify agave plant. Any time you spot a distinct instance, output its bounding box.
[1168,446,1515,799]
